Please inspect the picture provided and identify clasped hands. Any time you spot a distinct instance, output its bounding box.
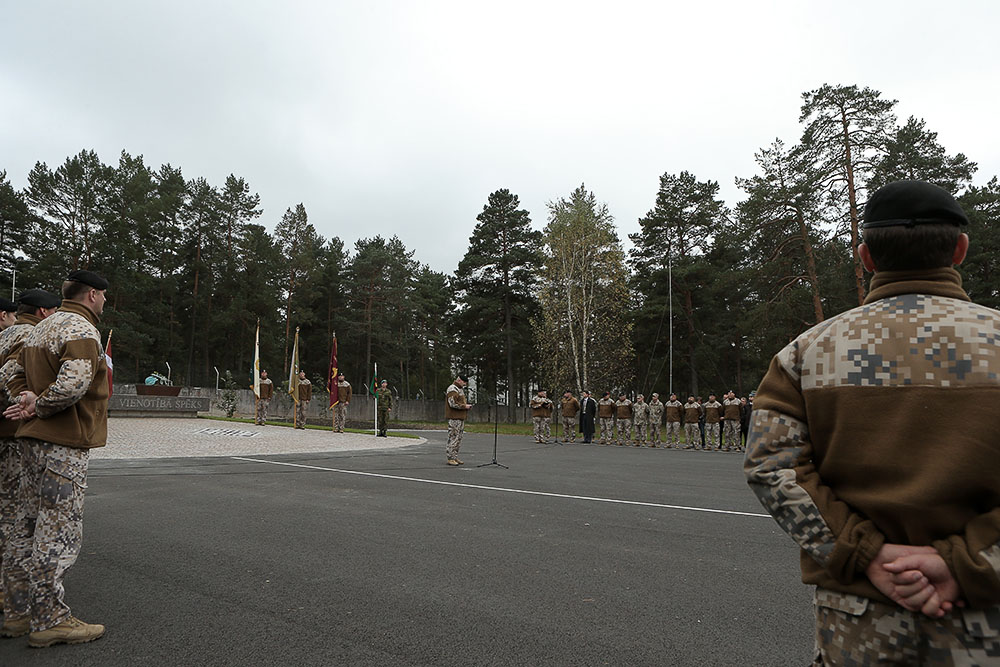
[3,391,37,421]
[866,543,964,618]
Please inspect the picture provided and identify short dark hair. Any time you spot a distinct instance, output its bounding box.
[862,224,961,271]
[62,280,93,301]
[16,303,40,316]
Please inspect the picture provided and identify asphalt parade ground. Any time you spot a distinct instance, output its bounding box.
[1,420,813,666]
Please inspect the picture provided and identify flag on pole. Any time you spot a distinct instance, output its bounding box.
[327,334,339,408]
[288,327,300,404]
[252,320,261,397]
[105,330,114,397]
[368,371,378,395]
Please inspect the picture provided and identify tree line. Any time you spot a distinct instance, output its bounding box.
[2,83,998,415]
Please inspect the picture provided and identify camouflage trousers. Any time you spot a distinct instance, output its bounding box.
[813,588,1000,666]
[295,400,309,428]
[633,422,648,445]
[532,417,551,442]
[648,423,661,445]
[705,423,721,448]
[7,438,89,631]
[599,418,614,443]
[446,419,465,459]
[1,438,22,613]
[561,417,577,442]
[684,423,700,448]
[378,410,390,435]
[666,421,682,446]
[723,420,741,450]
[333,404,348,432]
[255,399,270,425]
[616,419,632,444]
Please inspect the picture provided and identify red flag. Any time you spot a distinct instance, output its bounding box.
[327,335,339,407]
[105,337,114,397]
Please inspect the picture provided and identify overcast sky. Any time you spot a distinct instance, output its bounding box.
[3,1,998,274]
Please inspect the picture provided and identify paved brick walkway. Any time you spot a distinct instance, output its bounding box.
[95,417,425,459]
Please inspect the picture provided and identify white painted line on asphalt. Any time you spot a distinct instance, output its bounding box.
[231,456,770,518]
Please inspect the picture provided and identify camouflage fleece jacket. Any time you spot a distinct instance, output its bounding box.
[0,312,42,437]
[745,267,1000,608]
[7,300,108,449]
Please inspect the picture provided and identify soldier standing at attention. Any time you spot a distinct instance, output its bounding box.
[333,372,351,432]
[0,298,16,330]
[632,394,649,447]
[375,380,393,437]
[746,180,1000,663]
[647,393,664,447]
[560,390,580,443]
[614,393,633,446]
[294,370,311,429]
[702,393,723,450]
[597,391,615,444]
[529,389,553,443]
[579,390,597,443]
[256,370,273,425]
[664,393,683,448]
[2,271,110,647]
[444,374,472,465]
[683,396,701,449]
[0,289,60,630]
[722,390,741,452]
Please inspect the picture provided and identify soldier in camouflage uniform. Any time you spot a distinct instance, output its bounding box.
[2,272,109,646]
[333,373,351,432]
[375,380,392,437]
[0,290,60,632]
[664,393,683,448]
[647,393,664,447]
[722,390,741,452]
[746,181,1000,664]
[294,370,311,429]
[529,389,553,443]
[256,370,273,425]
[614,393,633,446]
[444,375,472,465]
[559,391,580,443]
[631,394,649,447]
[683,396,701,449]
[597,392,615,444]
[702,394,722,450]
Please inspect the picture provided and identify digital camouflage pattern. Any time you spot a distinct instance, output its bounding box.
[813,588,1000,666]
[647,398,663,445]
[446,419,464,460]
[7,439,89,631]
[532,416,551,442]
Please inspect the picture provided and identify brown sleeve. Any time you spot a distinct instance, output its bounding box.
[933,511,1000,607]
[745,355,885,584]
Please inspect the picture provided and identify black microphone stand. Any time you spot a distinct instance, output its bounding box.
[478,401,508,469]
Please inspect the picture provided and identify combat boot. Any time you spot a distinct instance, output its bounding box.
[1,616,30,638]
[29,616,105,648]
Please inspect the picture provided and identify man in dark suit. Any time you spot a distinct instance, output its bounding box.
[579,390,597,443]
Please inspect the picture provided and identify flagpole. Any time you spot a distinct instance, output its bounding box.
[374,361,378,437]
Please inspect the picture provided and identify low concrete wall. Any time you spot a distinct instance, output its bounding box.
[111,385,533,424]
[109,393,210,418]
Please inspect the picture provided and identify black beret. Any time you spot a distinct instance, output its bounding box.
[863,180,969,229]
[0,298,15,312]
[18,288,61,309]
[457,374,469,382]
[67,270,109,290]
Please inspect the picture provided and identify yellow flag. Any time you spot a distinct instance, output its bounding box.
[253,321,261,398]
[288,327,300,404]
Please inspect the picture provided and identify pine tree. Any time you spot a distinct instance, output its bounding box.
[454,189,543,419]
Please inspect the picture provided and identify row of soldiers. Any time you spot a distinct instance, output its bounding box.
[529,389,753,451]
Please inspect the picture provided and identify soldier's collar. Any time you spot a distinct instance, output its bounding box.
[865,267,969,305]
